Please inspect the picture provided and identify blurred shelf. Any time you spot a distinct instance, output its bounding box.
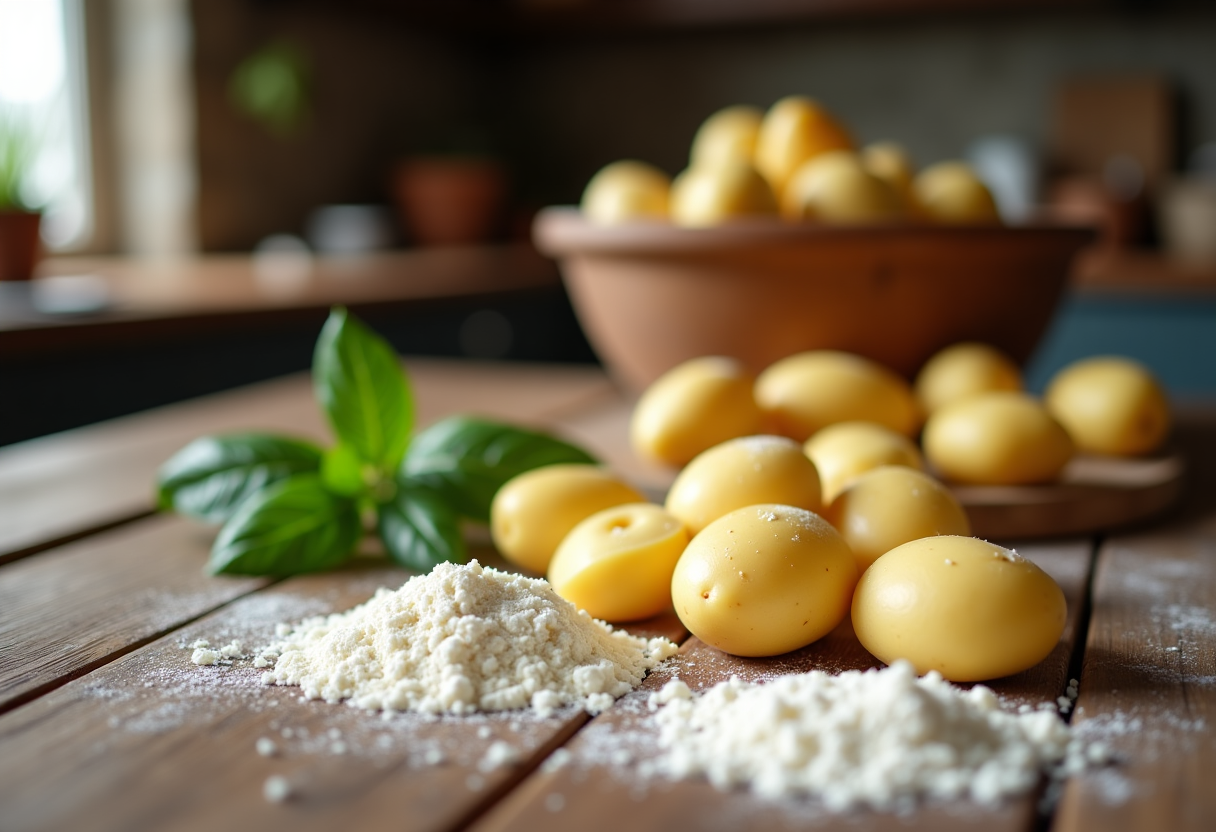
[304,0,1140,36]
[0,245,561,358]
[0,245,601,447]
[494,0,1103,32]
[1071,247,1216,296]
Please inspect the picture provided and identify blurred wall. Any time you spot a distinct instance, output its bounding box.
[189,3,1216,251]
[501,11,1216,204]
[193,2,481,251]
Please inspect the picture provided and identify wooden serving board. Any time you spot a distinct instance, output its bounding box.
[577,397,1188,544]
[951,450,1186,541]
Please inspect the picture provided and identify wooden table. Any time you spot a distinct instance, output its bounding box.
[1,360,1212,832]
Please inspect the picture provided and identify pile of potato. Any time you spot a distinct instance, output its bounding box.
[580,95,1002,228]
[490,345,1169,681]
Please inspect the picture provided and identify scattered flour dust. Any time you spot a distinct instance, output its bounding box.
[643,661,1099,812]
[255,560,677,716]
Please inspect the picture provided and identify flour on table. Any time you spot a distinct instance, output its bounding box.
[189,639,245,666]
[262,775,291,803]
[258,560,677,716]
[645,661,1098,811]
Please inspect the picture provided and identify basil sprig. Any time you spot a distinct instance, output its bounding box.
[157,307,596,576]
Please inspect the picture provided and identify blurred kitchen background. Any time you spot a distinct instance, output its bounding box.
[1,0,1215,446]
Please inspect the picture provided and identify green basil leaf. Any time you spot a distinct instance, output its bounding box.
[377,482,465,571]
[209,474,362,575]
[313,307,414,469]
[157,433,323,523]
[402,416,597,523]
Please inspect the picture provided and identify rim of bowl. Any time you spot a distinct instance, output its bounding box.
[533,205,1097,256]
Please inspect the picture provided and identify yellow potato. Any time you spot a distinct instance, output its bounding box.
[670,160,778,227]
[804,421,924,504]
[580,160,670,225]
[631,356,764,467]
[491,464,646,574]
[824,465,970,573]
[852,535,1067,681]
[755,350,921,442]
[547,502,689,622]
[915,341,1023,415]
[912,161,1002,225]
[671,504,858,657]
[755,95,854,198]
[690,104,763,169]
[861,141,915,205]
[922,391,1074,485]
[665,435,823,536]
[782,150,902,223]
[1044,356,1171,456]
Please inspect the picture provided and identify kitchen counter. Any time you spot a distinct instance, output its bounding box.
[0,247,592,446]
[0,246,561,356]
[1,359,1212,831]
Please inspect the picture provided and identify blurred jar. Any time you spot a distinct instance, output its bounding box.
[306,205,396,254]
[967,135,1040,223]
[1158,143,1216,264]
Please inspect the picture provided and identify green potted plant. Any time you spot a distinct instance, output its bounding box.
[0,111,43,281]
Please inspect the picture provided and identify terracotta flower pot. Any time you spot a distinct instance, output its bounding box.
[0,210,43,281]
[392,156,506,247]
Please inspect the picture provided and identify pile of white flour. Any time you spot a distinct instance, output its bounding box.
[258,560,677,716]
[646,661,1096,811]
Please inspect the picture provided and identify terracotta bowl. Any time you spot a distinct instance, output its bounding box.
[533,207,1094,391]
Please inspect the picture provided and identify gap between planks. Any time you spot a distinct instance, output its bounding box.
[0,509,158,568]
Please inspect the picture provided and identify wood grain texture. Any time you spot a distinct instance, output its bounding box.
[0,514,269,713]
[1053,411,1216,832]
[0,359,611,562]
[471,541,1093,832]
[0,550,685,832]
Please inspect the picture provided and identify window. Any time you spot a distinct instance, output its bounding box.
[0,0,92,249]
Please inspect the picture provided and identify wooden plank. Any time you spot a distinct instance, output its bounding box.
[0,360,611,563]
[1052,412,1216,832]
[471,540,1093,832]
[1053,530,1216,831]
[0,547,686,832]
[0,514,269,713]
